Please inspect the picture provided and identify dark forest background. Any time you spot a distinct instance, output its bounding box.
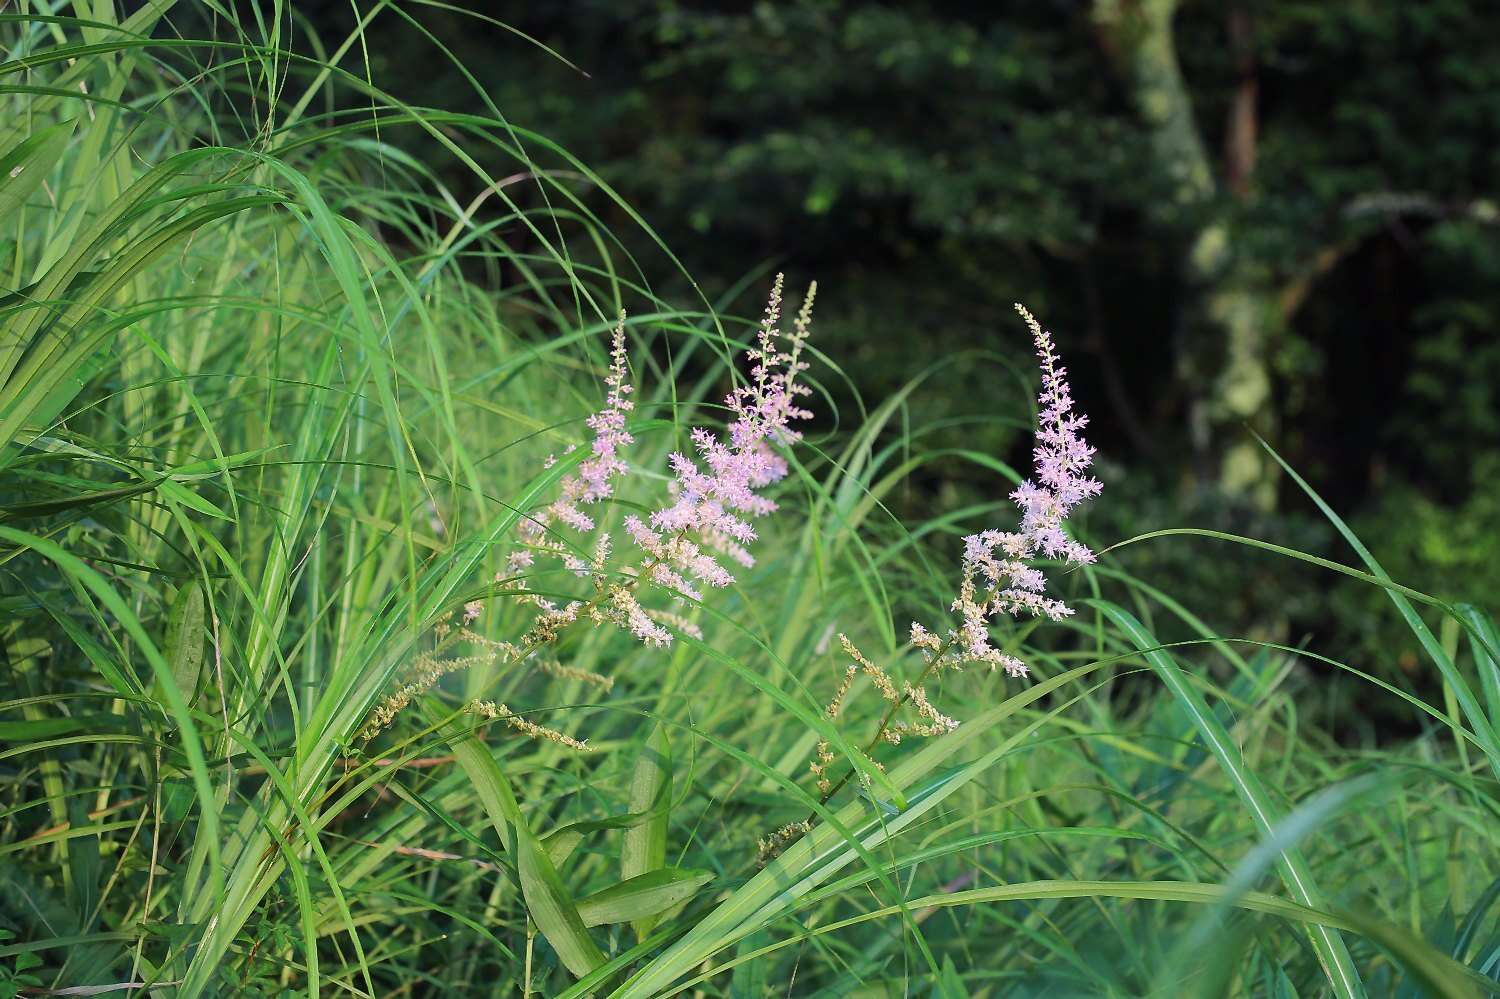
[292,0,1500,735]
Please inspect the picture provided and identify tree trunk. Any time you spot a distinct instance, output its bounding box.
[1092,0,1280,508]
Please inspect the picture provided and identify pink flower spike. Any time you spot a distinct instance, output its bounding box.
[625,277,816,611]
[507,312,636,572]
[914,304,1102,680]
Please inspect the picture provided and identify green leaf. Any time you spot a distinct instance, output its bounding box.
[157,581,206,711]
[729,929,771,999]
[1257,436,1500,781]
[646,879,1494,998]
[575,868,713,928]
[597,660,1115,999]
[1339,911,1484,999]
[0,526,222,903]
[541,809,653,869]
[622,722,673,939]
[0,189,278,461]
[0,119,75,232]
[449,730,604,979]
[0,716,124,741]
[0,475,162,521]
[933,956,971,999]
[516,803,605,979]
[158,479,232,521]
[167,445,285,479]
[1455,604,1500,736]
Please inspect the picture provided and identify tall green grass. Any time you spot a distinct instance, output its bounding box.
[1,6,1497,997]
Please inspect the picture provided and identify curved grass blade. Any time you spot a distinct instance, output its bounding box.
[1093,599,1364,999]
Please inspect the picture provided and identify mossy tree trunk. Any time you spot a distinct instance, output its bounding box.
[1092,0,1282,508]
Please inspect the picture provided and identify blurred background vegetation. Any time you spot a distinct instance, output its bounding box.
[285,0,1500,736]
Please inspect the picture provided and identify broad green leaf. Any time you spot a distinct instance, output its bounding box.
[0,718,78,741]
[0,716,125,740]
[449,729,604,979]
[622,722,673,939]
[158,479,232,522]
[0,476,162,520]
[157,581,206,712]
[168,446,286,479]
[575,868,713,928]
[518,825,603,980]
[542,809,652,869]
[1340,911,1484,999]
[0,119,75,232]
[729,929,771,999]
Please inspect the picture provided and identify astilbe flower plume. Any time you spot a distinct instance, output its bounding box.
[809,305,1101,800]
[494,310,660,648]
[929,303,1103,679]
[621,274,815,633]
[360,312,638,748]
[500,309,665,646]
[506,278,815,653]
[359,279,819,746]
[512,311,635,556]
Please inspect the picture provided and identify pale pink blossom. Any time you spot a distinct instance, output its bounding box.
[628,275,816,609]
[502,281,816,651]
[915,304,1101,679]
[506,314,634,585]
[546,315,636,533]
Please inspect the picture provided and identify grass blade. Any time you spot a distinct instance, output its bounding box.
[1093,599,1365,999]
